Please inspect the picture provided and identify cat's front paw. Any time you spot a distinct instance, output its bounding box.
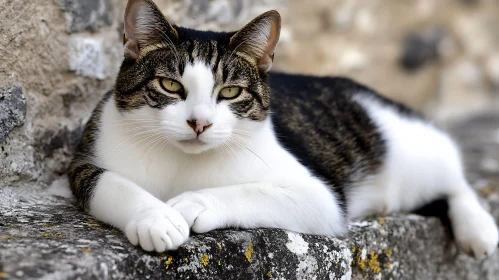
[125,204,190,252]
[167,191,224,234]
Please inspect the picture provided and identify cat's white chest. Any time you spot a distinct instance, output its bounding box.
[96,97,275,200]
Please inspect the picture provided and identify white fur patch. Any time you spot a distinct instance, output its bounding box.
[350,93,498,258]
[181,61,215,106]
[348,94,467,217]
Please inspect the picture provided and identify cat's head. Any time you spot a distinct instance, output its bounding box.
[114,0,280,154]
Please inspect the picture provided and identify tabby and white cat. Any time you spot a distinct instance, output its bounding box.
[69,0,498,258]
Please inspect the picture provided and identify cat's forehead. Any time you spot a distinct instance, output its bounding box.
[176,27,234,43]
[181,61,215,97]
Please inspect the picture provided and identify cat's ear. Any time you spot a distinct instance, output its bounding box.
[230,10,281,72]
[124,0,178,59]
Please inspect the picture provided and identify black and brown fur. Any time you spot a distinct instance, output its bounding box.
[68,92,111,210]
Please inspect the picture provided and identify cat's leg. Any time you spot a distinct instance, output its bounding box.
[69,163,189,252]
[347,138,498,259]
[166,177,347,236]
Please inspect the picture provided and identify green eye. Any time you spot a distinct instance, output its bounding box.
[160,78,183,93]
[219,87,242,100]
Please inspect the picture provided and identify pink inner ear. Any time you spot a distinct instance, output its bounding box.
[264,20,279,56]
[124,40,140,59]
[123,0,145,58]
[257,17,280,72]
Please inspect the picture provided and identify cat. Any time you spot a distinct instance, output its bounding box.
[68,0,498,259]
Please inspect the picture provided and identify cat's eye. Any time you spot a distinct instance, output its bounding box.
[219,87,242,100]
[160,78,183,93]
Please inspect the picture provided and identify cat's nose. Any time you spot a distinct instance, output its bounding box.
[186,119,213,135]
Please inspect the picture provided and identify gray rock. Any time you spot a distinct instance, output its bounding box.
[60,0,113,33]
[399,27,446,71]
[0,85,26,142]
[0,186,497,280]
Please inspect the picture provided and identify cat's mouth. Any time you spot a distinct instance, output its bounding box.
[175,138,214,154]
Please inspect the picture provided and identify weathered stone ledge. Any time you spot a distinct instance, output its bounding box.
[1,184,498,280]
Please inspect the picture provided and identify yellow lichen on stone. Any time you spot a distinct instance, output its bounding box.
[79,247,92,252]
[87,219,103,230]
[245,243,254,262]
[267,271,273,278]
[378,219,385,225]
[200,254,209,266]
[368,251,381,273]
[386,262,391,269]
[480,184,498,196]
[184,258,189,263]
[384,249,393,256]
[43,233,63,238]
[165,256,173,270]
[355,250,366,270]
[0,272,7,279]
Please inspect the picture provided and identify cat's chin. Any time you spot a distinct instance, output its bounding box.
[173,139,214,154]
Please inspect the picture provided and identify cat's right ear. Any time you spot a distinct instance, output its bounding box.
[124,0,178,60]
[230,10,281,73]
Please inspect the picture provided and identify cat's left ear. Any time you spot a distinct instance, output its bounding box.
[230,10,281,73]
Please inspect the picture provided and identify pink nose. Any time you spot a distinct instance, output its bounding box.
[186,119,213,135]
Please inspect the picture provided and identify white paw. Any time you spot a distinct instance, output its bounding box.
[125,203,190,252]
[166,191,224,233]
[450,198,499,259]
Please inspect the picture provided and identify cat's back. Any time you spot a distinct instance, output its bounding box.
[268,72,423,202]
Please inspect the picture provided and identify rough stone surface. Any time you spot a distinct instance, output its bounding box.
[0,85,26,141]
[2,115,499,279]
[68,32,122,80]
[60,0,113,33]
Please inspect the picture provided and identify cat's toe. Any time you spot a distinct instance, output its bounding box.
[125,220,139,246]
[163,209,190,249]
[137,220,156,252]
[150,221,171,252]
